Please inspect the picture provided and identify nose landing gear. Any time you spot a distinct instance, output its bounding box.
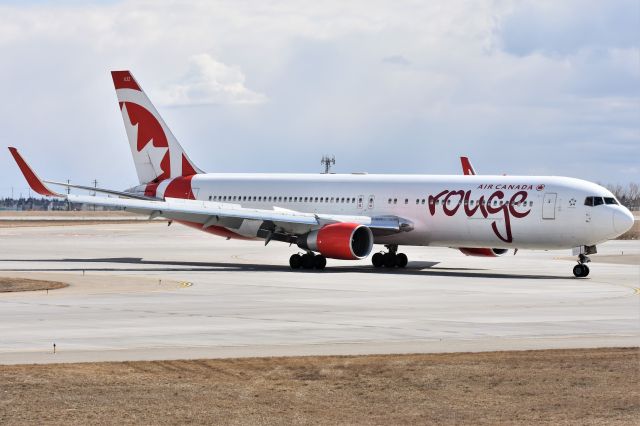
[371,245,408,268]
[573,253,590,278]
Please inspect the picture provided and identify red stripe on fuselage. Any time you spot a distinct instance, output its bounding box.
[164,175,196,199]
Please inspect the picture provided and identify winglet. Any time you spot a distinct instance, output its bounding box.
[460,156,476,175]
[8,147,62,197]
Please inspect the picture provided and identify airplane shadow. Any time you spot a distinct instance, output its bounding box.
[0,257,571,280]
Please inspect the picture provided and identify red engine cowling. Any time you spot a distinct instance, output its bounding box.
[298,223,374,260]
[459,248,509,257]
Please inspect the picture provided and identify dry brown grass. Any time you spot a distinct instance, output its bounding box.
[0,278,67,293]
[1,348,638,425]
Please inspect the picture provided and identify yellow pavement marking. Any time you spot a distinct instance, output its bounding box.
[634,288,640,295]
[179,281,193,288]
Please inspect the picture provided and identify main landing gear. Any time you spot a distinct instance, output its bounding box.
[290,252,326,270]
[572,253,590,278]
[371,244,408,268]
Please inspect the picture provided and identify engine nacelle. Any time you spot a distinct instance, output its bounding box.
[297,223,373,260]
[459,247,509,257]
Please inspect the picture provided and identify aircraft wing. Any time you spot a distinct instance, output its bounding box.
[65,194,408,232]
[9,147,412,237]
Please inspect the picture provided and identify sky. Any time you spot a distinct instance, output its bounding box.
[0,0,638,197]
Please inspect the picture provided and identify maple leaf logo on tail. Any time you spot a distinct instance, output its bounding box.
[121,101,171,182]
[111,70,203,192]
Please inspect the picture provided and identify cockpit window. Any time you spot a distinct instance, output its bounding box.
[585,196,613,206]
[604,197,618,205]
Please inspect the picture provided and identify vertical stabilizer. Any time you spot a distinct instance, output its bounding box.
[111,71,203,185]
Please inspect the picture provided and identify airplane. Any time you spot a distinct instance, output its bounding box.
[8,71,635,277]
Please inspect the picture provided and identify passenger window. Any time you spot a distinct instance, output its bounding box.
[404,199,408,204]
[393,199,397,204]
[388,198,392,204]
[421,199,425,204]
[352,198,356,203]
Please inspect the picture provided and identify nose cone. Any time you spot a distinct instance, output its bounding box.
[613,208,635,235]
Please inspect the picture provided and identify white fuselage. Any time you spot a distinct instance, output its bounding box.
[143,173,632,250]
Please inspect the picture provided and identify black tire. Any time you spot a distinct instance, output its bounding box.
[314,255,327,270]
[396,253,408,268]
[573,264,583,277]
[372,252,384,267]
[302,254,315,269]
[383,253,397,268]
[289,254,302,269]
[581,264,590,277]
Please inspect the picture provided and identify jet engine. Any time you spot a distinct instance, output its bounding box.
[297,223,373,260]
[458,247,509,257]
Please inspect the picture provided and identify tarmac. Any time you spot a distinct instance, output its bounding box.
[0,222,638,364]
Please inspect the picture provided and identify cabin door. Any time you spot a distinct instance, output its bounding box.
[542,193,557,219]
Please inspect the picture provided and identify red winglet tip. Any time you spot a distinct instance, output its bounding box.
[111,70,141,91]
[460,156,476,176]
[8,147,60,197]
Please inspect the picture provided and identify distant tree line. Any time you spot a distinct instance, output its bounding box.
[604,183,640,211]
[0,197,123,211]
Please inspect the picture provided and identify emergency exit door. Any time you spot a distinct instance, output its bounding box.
[542,193,557,219]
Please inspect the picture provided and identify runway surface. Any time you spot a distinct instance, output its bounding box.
[0,222,638,364]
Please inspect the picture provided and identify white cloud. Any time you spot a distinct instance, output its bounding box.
[157,54,267,106]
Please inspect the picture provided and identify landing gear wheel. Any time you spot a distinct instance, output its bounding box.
[289,254,302,269]
[383,253,397,268]
[396,253,408,268]
[372,252,384,268]
[573,264,590,278]
[572,264,584,277]
[314,255,327,270]
[301,253,315,269]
